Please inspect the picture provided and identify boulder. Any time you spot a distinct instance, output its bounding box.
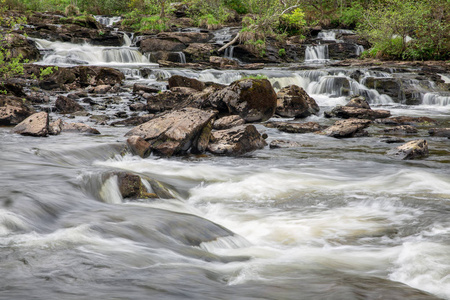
[207,125,267,155]
[127,135,152,158]
[129,103,147,111]
[140,38,185,53]
[208,78,277,122]
[346,96,371,109]
[276,85,319,118]
[94,84,112,94]
[213,115,245,130]
[155,32,212,44]
[184,44,216,63]
[168,75,205,91]
[387,139,429,160]
[375,116,438,126]
[0,96,35,125]
[133,84,159,94]
[429,128,450,138]
[381,137,405,144]
[209,56,239,69]
[12,112,49,137]
[55,95,85,113]
[325,105,391,120]
[269,139,302,149]
[323,119,372,138]
[2,33,41,62]
[112,172,156,199]
[49,118,63,135]
[382,125,418,135]
[124,107,217,156]
[63,122,100,134]
[145,89,193,113]
[264,121,326,133]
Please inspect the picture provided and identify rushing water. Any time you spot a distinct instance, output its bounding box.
[1,30,450,299]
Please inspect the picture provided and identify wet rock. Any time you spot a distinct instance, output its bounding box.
[156,32,212,44]
[192,120,213,154]
[382,125,418,135]
[49,118,63,135]
[209,56,239,69]
[327,42,362,60]
[184,44,216,63]
[269,139,302,149]
[264,121,326,133]
[213,115,245,130]
[55,95,85,113]
[276,85,319,118]
[12,112,49,137]
[387,139,429,160]
[208,78,277,122]
[325,105,390,120]
[207,125,267,155]
[429,128,450,138]
[375,116,438,126]
[323,118,372,138]
[346,96,371,109]
[133,84,159,94]
[114,172,153,199]
[168,75,205,91]
[145,90,191,113]
[125,107,217,156]
[127,136,152,158]
[140,38,185,53]
[111,114,154,126]
[1,80,26,97]
[94,84,112,94]
[39,67,77,90]
[129,103,147,111]
[144,177,174,199]
[0,96,35,125]
[89,115,110,124]
[62,122,100,134]
[364,77,403,100]
[381,137,405,144]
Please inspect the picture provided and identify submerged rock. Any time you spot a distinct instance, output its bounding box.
[110,114,154,126]
[207,125,267,155]
[12,112,49,137]
[264,121,326,134]
[323,118,372,138]
[382,125,418,135]
[275,85,319,118]
[375,116,437,126]
[269,139,302,149]
[125,107,217,156]
[325,105,390,120]
[208,78,277,122]
[429,128,450,138]
[388,139,429,160]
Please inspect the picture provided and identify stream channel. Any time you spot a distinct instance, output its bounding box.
[1,18,450,299]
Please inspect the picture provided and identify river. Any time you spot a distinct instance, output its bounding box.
[0,23,449,299]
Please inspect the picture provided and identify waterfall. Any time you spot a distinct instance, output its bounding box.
[224,46,235,59]
[356,45,365,56]
[305,45,329,63]
[422,93,450,106]
[317,31,336,41]
[177,52,186,64]
[34,38,156,67]
[122,33,132,47]
[94,16,121,27]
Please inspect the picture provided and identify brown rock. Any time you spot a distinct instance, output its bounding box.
[269,140,302,149]
[133,84,159,94]
[55,95,85,113]
[62,122,100,134]
[429,128,450,138]
[12,112,49,137]
[276,85,319,118]
[127,135,152,158]
[209,56,239,69]
[168,75,205,91]
[382,125,418,135]
[208,78,277,122]
[323,119,372,138]
[375,116,437,126]
[0,96,34,125]
[125,107,217,156]
[325,106,391,120]
[265,121,326,133]
[49,118,63,135]
[155,32,212,44]
[388,139,429,160]
[207,125,267,155]
[346,96,371,109]
[184,44,216,63]
[140,38,185,53]
[111,114,154,127]
[94,84,112,94]
[213,115,245,130]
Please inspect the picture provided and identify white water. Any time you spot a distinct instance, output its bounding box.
[94,15,121,27]
[305,45,329,63]
[34,38,157,67]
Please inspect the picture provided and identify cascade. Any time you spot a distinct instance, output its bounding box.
[317,30,337,41]
[305,44,329,63]
[224,46,235,59]
[176,52,187,64]
[422,93,450,106]
[122,33,132,47]
[94,15,121,27]
[356,45,365,56]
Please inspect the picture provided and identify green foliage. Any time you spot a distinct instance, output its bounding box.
[357,0,450,60]
[279,8,306,35]
[224,0,247,14]
[139,15,168,32]
[278,48,286,57]
[65,4,80,16]
[39,66,58,80]
[186,0,231,28]
[339,2,364,28]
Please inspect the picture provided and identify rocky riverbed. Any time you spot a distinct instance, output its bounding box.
[1,11,450,300]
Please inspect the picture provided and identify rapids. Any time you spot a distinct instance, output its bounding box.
[1,22,450,299]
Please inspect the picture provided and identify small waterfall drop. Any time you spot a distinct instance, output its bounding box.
[317,31,336,41]
[94,16,121,27]
[422,93,450,106]
[305,44,329,63]
[177,52,186,64]
[224,46,235,59]
[122,33,132,47]
[356,45,365,56]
